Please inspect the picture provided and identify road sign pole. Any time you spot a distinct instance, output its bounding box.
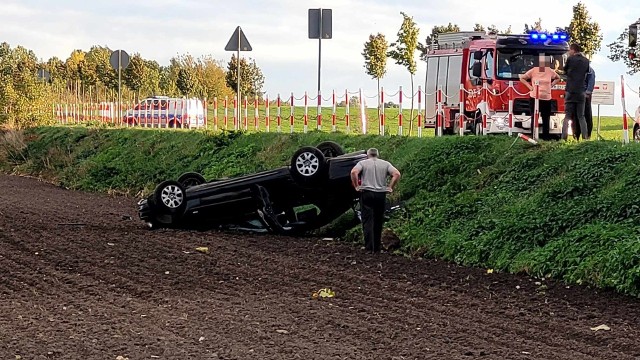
[318,8,322,95]
[118,51,122,125]
[237,27,241,131]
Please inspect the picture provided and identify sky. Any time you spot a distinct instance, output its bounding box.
[1,0,639,117]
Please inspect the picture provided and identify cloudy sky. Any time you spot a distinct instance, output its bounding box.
[1,0,638,116]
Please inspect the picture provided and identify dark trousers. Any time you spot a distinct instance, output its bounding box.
[562,92,588,140]
[529,97,552,140]
[573,95,593,139]
[360,190,386,252]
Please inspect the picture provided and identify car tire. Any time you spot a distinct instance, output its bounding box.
[177,172,206,188]
[290,146,327,185]
[316,141,345,157]
[153,180,187,215]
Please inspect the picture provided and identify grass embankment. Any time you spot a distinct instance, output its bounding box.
[2,126,640,297]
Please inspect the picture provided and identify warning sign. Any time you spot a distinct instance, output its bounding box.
[592,81,615,106]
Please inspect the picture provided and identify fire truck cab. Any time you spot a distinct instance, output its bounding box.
[424,31,570,137]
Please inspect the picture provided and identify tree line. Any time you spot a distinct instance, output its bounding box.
[0,43,265,128]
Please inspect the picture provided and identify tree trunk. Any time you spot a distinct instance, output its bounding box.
[409,74,415,136]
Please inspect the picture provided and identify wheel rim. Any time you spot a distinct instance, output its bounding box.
[295,152,320,176]
[160,185,184,208]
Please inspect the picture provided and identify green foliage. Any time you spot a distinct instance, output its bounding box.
[388,12,419,76]
[473,24,485,32]
[524,18,546,34]
[0,43,54,128]
[6,127,640,298]
[176,67,198,96]
[124,54,146,100]
[225,55,265,98]
[567,2,603,58]
[418,23,459,62]
[607,28,640,74]
[362,33,388,81]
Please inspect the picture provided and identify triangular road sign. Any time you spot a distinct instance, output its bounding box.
[225,26,252,51]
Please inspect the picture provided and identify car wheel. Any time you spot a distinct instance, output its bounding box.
[177,172,205,188]
[316,141,345,157]
[290,146,327,185]
[153,180,187,215]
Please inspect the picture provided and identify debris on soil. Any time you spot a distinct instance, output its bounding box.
[199,336,205,342]
[487,269,494,274]
[195,247,209,254]
[590,324,611,332]
[276,329,289,334]
[312,288,335,299]
[381,229,401,251]
[57,223,86,226]
[115,356,129,360]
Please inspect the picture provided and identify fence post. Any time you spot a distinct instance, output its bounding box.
[317,90,322,131]
[418,86,423,138]
[380,87,385,136]
[533,81,540,141]
[482,82,488,135]
[232,98,237,130]
[213,97,218,131]
[254,94,259,131]
[459,84,465,136]
[332,90,337,132]
[243,96,248,131]
[359,88,365,134]
[622,75,630,144]
[265,95,270,133]
[204,98,208,129]
[290,92,294,134]
[508,81,514,137]
[436,86,443,137]
[304,91,308,133]
[277,94,282,133]
[345,89,350,133]
[223,96,228,130]
[398,86,403,136]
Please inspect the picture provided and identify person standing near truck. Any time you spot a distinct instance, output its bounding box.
[561,43,590,140]
[519,54,561,140]
[350,148,401,253]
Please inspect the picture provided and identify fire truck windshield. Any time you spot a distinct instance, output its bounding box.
[496,50,567,80]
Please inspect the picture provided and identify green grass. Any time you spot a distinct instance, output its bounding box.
[3,126,640,297]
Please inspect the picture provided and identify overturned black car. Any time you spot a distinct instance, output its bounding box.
[137,141,369,234]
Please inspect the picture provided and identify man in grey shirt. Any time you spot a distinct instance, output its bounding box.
[350,148,401,253]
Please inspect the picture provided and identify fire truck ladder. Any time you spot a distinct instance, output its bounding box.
[431,31,489,50]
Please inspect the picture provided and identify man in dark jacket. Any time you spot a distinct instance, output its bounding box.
[561,43,590,140]
[573,65,596,140]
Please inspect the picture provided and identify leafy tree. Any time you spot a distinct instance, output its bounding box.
[524,18,546,33]
[225,54,265,98]
[176,67,198,96]
[474,24,485,32]
[0,43,54,129]
[124,53,146,101]
[487,25,512,34]
[418,23,460,62]
[388,12,420,135]
[607,28,640,74]
[567,2,603,58]
[86,46,117,94]
[362,33,388,121]
[194,55,234,101]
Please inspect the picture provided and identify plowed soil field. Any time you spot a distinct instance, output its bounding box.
[1,175,639,359]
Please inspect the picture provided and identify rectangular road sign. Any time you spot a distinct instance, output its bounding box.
[592,81,615,106]
[308,9,332,39]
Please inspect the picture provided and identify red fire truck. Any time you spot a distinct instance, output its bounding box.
[423,31,570,137]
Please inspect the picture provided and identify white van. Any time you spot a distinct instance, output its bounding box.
[123,96,205,128]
